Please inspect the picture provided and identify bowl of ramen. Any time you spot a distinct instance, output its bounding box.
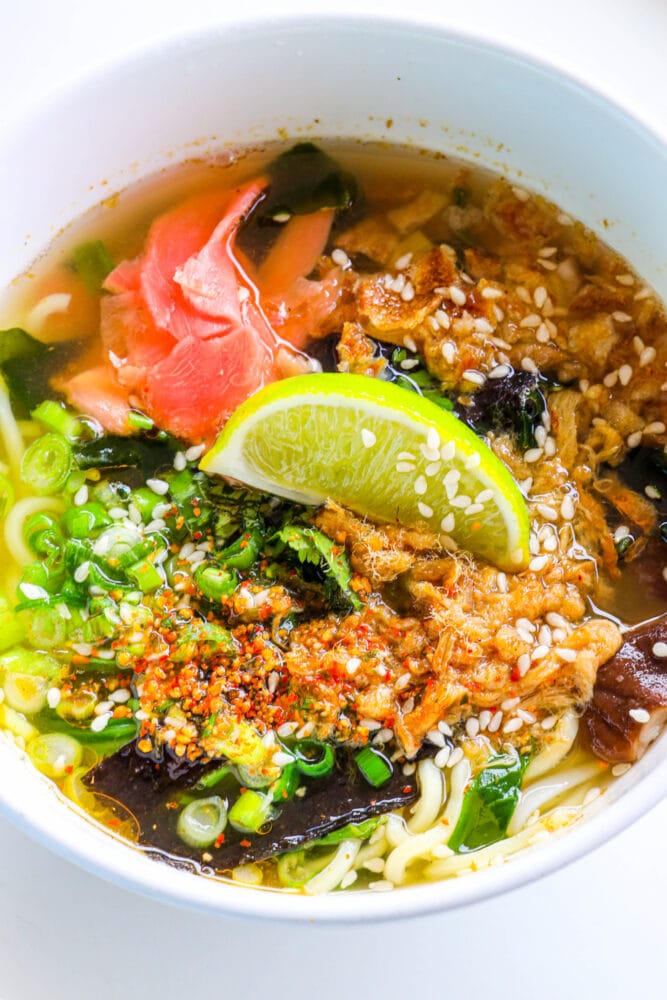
[0,13,665,921]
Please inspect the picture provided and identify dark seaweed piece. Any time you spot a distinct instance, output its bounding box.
[260,142,357,220]
[73,435,177,479]
[456,369,548,449]
[84,742,421,870]
[0,327,85,416]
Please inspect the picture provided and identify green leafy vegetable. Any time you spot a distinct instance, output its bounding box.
[388,346,455,412]
[71,240,114,295]
[262,142,357,219]
[448,750,530,853]
[273,523,361,610]
[315,817,381,846]
[0,329,81,415]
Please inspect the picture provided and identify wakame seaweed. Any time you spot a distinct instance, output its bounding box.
[0,328,84,416]
[456,369,549,449]
[259,143,358,219]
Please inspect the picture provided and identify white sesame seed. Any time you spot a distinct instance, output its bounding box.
[173,451,187,472]
[634,287,652,300]
[517,653,531,677]
[612,763,632,777]
[478,710,492,731]
[524,447,543,464]
[404,335,418,353]
[426,427,441,451]
[627,431,643,449]
[400,281,415,302]
[475,489,493,505]
[434,746,451,768]
[368,880,395,892]
[414,475,427,495]
[546,612,568,629]
[449,285,466,306]
[73,484,89,507]
[185,444,206,462]
[364,857,386,874]
[19,582,49,601]
[109,689,131,704]
[503,717,523,734]
[419,442,440,462]
[652,642,667,658]
[417,502,433,519]
[538,625,552,647]
[541,715,557,730]
[438,720,453,736]
[396,461,416,473]
[537,503,559,522]
[397,451,415,461]
[520,313,541,329]
[539,259,557,271]
[645,421,666,435]
[533,286,547,309]
[517,627,535,644]
[639,346,657,368]
[487,711,503,733]
[474,317,494,335]
[361,428,376,448]
[440,513,455,533]
[394,252,413,270]
[488,364,511,380]
[464,452,481,470]
[501,697,520,712]
[450,495,472,509]
[331,248,350,267]
[147,478,169,496]
[435,310,452,331]
[612,311,632,323]
[538,246,558,258]
[465,717,480,738]
[447,747,464,767]
[400,358,420,371]
[90,712,112,733]
[531,644,550,662]
[521,357,538,374]
[440,341,456,365]
[646,485,661,500]
[73,561,91,584]
[346,657,362,675]
[558,495,574,521]
[425,461,441,477]
[94,700,115,716]
[440,441,455,462]
[462,369,486,386]
[629,708,650,724]
[603,370,618,388]
[556,647,577,662]
[496,572,508,594]
[391,273,406,294]
[616,273,634,286]
[426,729,446,748]
[46,687,61,709]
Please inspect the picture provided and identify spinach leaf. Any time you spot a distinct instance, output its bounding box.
[273,523,361,610]
[71,240,114,295]
[262,142,357,219]
[448,749,530,853]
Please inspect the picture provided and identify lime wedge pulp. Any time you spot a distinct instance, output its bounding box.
[201,374,530,572]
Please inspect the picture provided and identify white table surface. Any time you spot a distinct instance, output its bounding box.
[0,2,666,998]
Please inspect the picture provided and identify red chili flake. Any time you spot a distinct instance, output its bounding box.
[402,785,413,794]
[64,765,74,775]
[214,833,226,847]
[510,667,521,682]
[165,801,179,810]
[240,839,251,848]
[108,818,120,828]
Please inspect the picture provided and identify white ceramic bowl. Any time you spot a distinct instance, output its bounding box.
[0,13,665,922]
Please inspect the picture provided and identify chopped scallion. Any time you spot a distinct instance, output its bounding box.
[354,746,393,787]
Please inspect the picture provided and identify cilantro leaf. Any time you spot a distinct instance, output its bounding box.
[274,524,361,610]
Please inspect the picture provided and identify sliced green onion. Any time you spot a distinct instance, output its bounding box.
[23,511,62,553]
[117,536,161,570]
[270,762,301,802]
[129,487,161,522]
[28,732,83,778]
[21,603,69,650]
[294,739,335,778]
[127,410,154,432]
[62,502,113,539]
[3,672,50,714]
[126,558,163,593]
[80,613,117,643]
[21,433,72,495]
[227,789,274,833]
[355,746,393,787]
[56,690,97,721]
[177,795,228,849]
[0,606,25,651]
[276,848,335,888]
[72,239,114,295]
[315,817,382,846]
[0,473,14,520]
[195,564,238,600]
[31,400,83,441]
[236,763,273,790]
[0,702,38,742]
[195,765,231,791]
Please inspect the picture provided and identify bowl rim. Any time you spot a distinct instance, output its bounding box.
[0,9,666,923]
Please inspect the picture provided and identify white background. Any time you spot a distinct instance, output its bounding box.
[0,2,666,998]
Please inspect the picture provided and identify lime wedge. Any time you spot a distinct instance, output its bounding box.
[201,374,529,571]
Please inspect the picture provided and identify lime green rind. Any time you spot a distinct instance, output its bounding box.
[201,374,530,572]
